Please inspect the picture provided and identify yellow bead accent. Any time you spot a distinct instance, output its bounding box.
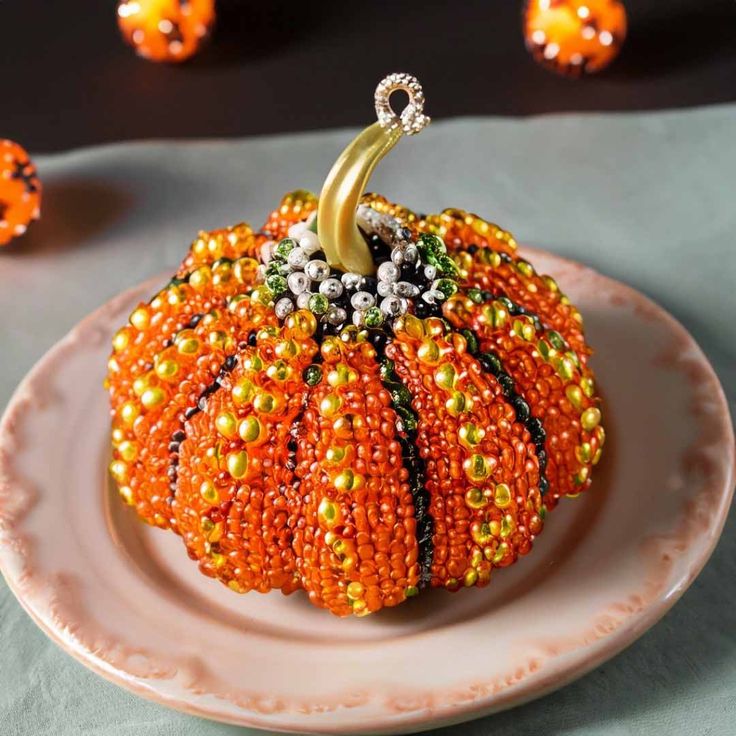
[318,498,340,528]
[112,329,129,352]
[200,481,219,504]
[109,460,128,483]
[334,468,363,491]
[215,412,238,439]
[566,385,584,409]
[494,483,512,509]
[464,454,490,481]
[580,377,595,398]
[227,451,249,479]
[574,466,590,485]
[327,363,356,387]
[253,392,277,414]
[346,582,365,600]
[434,363,456,390]
[471,522,493,545]
[232,380,255,405]
[465,487,488,509]
[141,387,165,409]
[118,441,137,462]
[120,401,140,426]
[119,486,134,505]
[275,340,299,359]
[500,514,515,537]
[459,422,484,448]
[394,314,425,340]
[155,359,179,381]
[326,446,346,464]
[581,407,602,431]
[493,542,509,564]
[129,308,150,330]
[132,375,150,397]
[267,361,292,382]
[464,569,479,587]
[319,393,342,418]
[576,442,593,464]
[175,332,200,354]
[244,354,263,372]
[238,416,263,444]
[189,266,212,289]
[417,338,440,364]
[446,391,468,417]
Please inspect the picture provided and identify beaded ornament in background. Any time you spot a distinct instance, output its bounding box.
[0,140,41,247]
[524,0,627,76]
[117,0,215,62]
[106,75,604,617]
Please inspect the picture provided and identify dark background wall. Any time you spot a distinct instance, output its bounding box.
[1,0,735,152]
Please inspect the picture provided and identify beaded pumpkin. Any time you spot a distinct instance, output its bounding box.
[524,0,627,75]
[106,76,604,616]
[117,0,215,62]
[0,140,41,247]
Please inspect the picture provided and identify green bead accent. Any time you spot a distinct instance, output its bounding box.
[481,352,502,374]
[308,293,329,314]
[466,287,483,304]
[266,274,287,294]
[435,278,458,299]
[303,364,323,386]
[461,329,479,354]
[379,358,395,380]
[275,238,297,259]
[437,254,459,277]
[548,330,567,351]
[363,306,384,327]
[396,405,418,431]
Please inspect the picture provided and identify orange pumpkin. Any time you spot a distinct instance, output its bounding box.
[0,140,41,247]
[106,76,604,616]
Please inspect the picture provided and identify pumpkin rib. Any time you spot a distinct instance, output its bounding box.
[444,290,603,507]
[174,321,319,594]
[388,316,544,591]
[294,336,420,616]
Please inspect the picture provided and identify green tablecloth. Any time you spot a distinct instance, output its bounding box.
[1,106,734,735]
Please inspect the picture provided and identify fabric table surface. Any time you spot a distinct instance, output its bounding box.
[0,106,734,736]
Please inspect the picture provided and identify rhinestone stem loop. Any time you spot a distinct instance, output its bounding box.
[374,73,431,136]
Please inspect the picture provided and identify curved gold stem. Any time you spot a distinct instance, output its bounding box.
[317,73,430,275]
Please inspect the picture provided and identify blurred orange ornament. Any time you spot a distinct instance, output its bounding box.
[524,0,627,76]
[117,0,215,63]
[0,140,41,247]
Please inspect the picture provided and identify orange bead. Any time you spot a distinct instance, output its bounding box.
[0,140,41,247]
[523,0,627,75]
[117,0,215,63]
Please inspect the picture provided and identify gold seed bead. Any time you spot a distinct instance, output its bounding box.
[176,337,200,355]
[243,354,263,372]
[200,480,220,504]
[112,329,129,352]
[581,407,602,431]
[459,422,484,448]
[129,308,150,330]
[118,440,137,462]
[465,487,488,509]
[494,483,512,508]
[120,401,140,426]
[253,392,277,414]
[574,466,590,485]
[155,359,179,381]
[493,543,509,564]
[319,393,342,418]
[208,330,228,348]
[327,363,356,387]
[226,451,249,479]
[325,446,346,464]
[576,442,593,464]
[250,286,273,305]
[417,338,440,364]
[464,569,479,587]
[275,340,299,359]
[566,385,584,409]
[267,361,292,382]
[141,387,166,409]
[434,363,456,390]
[111,427,125,444]
[189,266,212,289]
[446,391,468,416]
[471,522,493,545]
[556,356,575,381]
[593,448,603,465]
[465,454,490,481]
[238,416,262,444]
[500,515,515,537]
[132,375,150,397]
[394,314,425,340]
[334,468,364,491]
[232,380,255,405]
[211,552,226,569]
[580,377,595,397]
[119,486,134,505]
[318,498,340,528]
[346,581,365,600]
[215,411,238,439]
[109,460,128,483]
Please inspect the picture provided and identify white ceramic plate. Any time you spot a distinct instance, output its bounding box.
[0,249,733,734]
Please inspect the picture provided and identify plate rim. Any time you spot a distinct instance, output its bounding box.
[1,251,734,734]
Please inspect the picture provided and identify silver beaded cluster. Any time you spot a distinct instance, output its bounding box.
[259,206,457,330]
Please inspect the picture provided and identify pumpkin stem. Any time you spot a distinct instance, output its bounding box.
[317,74,430,275]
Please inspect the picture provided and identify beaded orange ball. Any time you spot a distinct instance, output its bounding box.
[524,0,627,75]
[106,75,604,617]
[117,0,215,63]
[0,140,41,247]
